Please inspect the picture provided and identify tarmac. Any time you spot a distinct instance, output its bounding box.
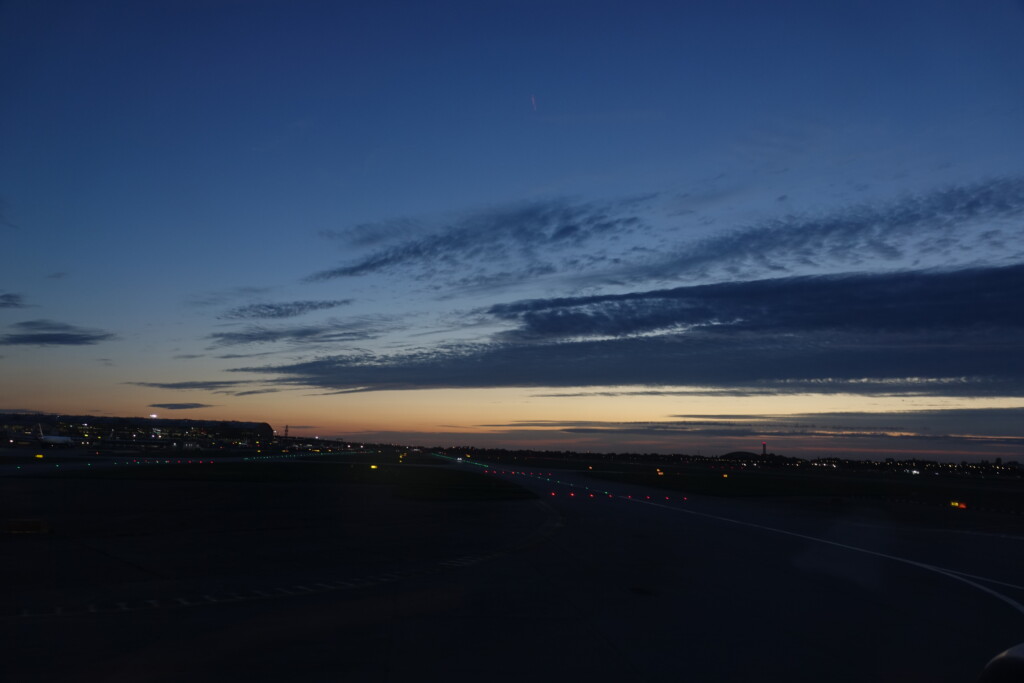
[3,456,1023,682]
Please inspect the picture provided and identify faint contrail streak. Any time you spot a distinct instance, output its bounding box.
[531,94,537,111]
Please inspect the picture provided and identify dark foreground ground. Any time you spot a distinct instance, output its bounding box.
[2,450,1022,682]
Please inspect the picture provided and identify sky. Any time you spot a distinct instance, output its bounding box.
[2,0,1023,462]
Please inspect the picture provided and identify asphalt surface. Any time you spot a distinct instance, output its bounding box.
[2,454,1023,682]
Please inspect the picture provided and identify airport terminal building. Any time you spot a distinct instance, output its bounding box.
[0,413,274,450]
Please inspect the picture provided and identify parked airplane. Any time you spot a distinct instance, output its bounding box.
[35,424,74,446]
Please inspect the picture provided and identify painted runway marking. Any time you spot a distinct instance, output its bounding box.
[503,465,1024,617]
[631,496,1024,617]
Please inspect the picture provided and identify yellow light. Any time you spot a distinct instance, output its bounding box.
[950,501,959,507]
[722,473,729,478]
[35,454,44,459]
[370,465,378,469]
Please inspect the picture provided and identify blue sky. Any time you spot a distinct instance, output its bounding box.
[2,0,1023,460]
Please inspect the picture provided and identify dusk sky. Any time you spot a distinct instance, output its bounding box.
[2,0,1023,461]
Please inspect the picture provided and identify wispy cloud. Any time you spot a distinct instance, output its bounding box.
[304,178,1024,300]
[0,293,26,308]
[306,197,647,285]
[129,380,250,392]
[635,177,1024,283]
[218,299,353,320]
[208,318,386,347]
[0,319,115,346]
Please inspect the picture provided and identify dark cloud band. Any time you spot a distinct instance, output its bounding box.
[490,264,1024,340]
[232,264,1024,395]
[0,319,115,346]
[149,403,215,410]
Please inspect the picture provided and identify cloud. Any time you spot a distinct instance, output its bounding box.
[129,380,250,392]
[232,332,1023,396]
[304,178,1024,300]
[232,265,1024,396]
[208,319,386,346]
[489,264,1024,340]
[218,299,353,320]
[232,388,282,396]
[148,403,215,410]
[306,197,647,284]
[0,319,115,346]
[638,177,1024,283]
[0,293,26,308]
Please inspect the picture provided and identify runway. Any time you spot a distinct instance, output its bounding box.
[3,454,1022,682]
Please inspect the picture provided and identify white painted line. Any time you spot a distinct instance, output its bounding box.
[631,497,1024,617]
